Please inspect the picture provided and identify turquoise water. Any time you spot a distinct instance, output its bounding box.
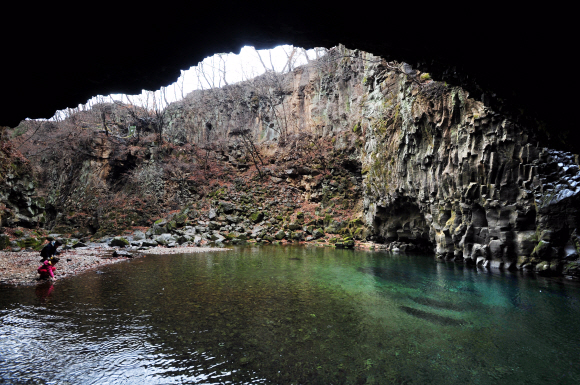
[1,246,579,384]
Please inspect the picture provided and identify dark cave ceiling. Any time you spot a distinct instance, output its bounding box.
[3,3,576,150]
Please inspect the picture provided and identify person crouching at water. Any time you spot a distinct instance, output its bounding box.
[40,239,62,264]
[38,259,57,280]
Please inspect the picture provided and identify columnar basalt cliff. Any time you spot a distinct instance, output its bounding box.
[357,59,580,272]
[2,46,579,276]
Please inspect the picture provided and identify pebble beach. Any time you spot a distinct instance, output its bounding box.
[0,246,229,286]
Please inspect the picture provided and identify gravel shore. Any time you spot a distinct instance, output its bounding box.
[0,246,229,286]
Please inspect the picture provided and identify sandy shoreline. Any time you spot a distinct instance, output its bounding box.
[0,246,229,286]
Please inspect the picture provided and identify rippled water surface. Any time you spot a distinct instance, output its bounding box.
[1,246,580,384]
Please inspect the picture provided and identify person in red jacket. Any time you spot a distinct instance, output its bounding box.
[37,259,57,280]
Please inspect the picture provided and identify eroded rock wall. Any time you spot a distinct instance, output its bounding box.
[163,46,580,271]
[357,54,580,271]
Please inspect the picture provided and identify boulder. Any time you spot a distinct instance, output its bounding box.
[531,241,553,260]
[0,234,9,249]
[250,212,264,223]
[535,261,551,274]
[513,231,537,256]
[151,221,167,236]
[290,232,303,241]
[312,228,325,239]
[342,238,355,249]
[166,221,177,232]
[133,230,146,241]
[252,227,265,239]
[226,215,240,224]
[219,201,236,214]
[563,261,580,277]
[208,208,217,219]
[210,233,226,244]
[208,221,221,230]
[174,210,188,226]
[176,235,189,245]
[109,237,130,247]
[154,233,176,246]
[258,234,271,242]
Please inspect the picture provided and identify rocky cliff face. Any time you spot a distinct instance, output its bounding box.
[0,132,45,229]
[357,59,580,273]
[166,46,580,273]
[0,171,45,228]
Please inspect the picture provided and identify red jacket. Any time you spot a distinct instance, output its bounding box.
[38,260,56,278]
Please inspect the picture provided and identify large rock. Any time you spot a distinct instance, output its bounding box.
[531,241,553,260]
[312,228,325,239]
[208,221,221,230]
[210,233,226,244]
[0,234,10,249]
[250,212,264,223]
[251,226,265,238]
[219,201,236,214]
[208,208,217,219]
[109,237,130,247]
[154,233,176,245]
[151,221,168,236]
[226,215,240,224]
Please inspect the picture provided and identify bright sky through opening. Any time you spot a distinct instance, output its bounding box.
[49,45,320,121]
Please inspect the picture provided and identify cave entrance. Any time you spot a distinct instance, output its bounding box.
[372,198,432,249]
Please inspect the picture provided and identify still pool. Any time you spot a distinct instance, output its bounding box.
[1,246,580,384]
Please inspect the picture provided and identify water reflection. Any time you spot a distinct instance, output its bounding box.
[1,246,580,384]
[35,281,54,302]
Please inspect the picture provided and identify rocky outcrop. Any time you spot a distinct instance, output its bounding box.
[166,46,580,273]
[151,47,580,274]
[356,52,580,273]
[0,172,45,228]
